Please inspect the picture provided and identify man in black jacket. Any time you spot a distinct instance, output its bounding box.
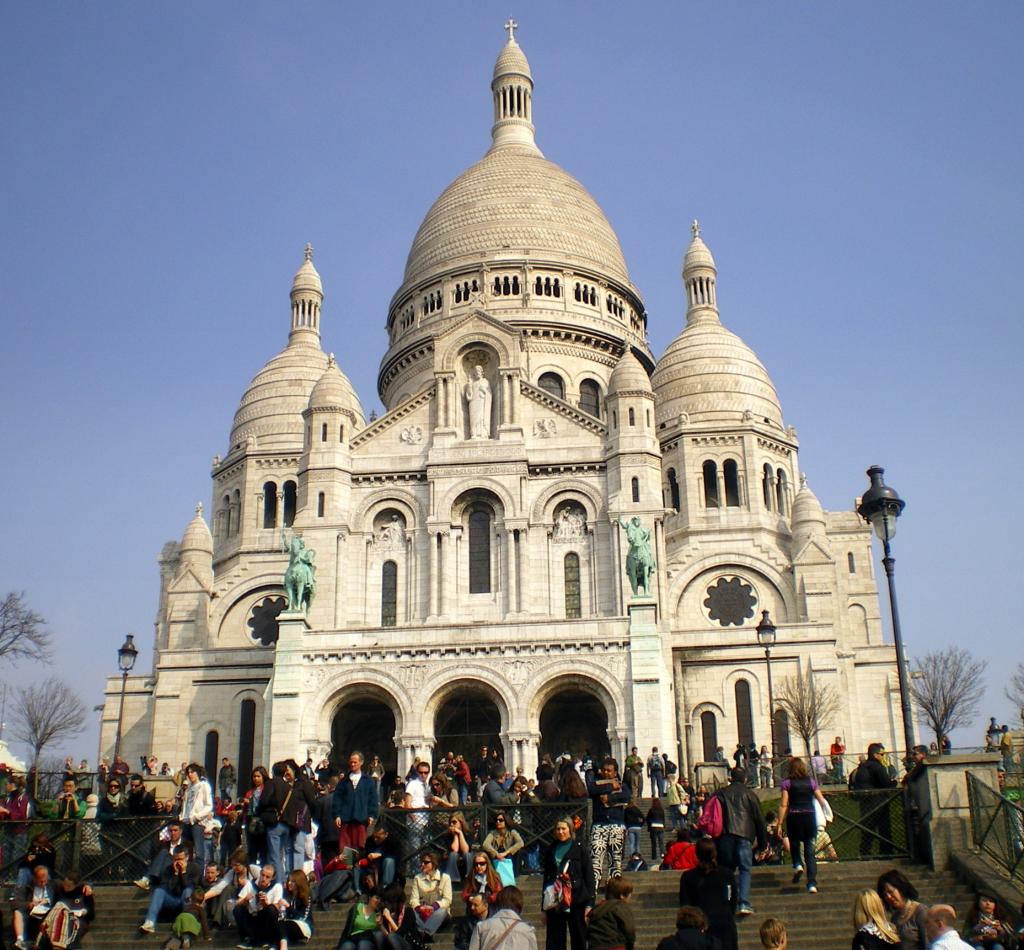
[716,767,767,916]
[853,742,896,856]
[139,848,201,933]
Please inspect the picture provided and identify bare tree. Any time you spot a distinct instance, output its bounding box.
[0,592,53,664]
[776,669,841,757]
[10,677,86,769]
[911,647,986,748]
[1006,661,1024,727]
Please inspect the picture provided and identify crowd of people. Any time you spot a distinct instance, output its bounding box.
[0,742,1020,949]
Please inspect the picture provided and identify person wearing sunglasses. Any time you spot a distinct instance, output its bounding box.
[410,852,452,936]
[442,813,473,882]
[460,852,502,912]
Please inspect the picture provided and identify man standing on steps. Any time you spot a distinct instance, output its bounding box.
[716,767,767,916]
[852,742,896,857]
[647,747,665,799]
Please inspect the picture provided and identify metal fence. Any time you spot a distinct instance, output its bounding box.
[378,801,592,872]
[966,772,1024,883]
[0,817,172,885]
[819,789,911,862]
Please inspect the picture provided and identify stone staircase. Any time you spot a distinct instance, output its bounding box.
[67,860,973,949]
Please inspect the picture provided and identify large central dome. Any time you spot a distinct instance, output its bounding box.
[402,144,631,288]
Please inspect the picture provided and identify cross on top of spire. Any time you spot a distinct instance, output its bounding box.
[691,219,701,239]
[504,17,518,41]
[304,242,314,262]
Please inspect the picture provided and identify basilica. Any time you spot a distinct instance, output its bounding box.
[101,27,905,787]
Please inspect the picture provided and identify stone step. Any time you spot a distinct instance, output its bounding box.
[71,861,974,950]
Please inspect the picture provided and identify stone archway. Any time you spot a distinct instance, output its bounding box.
[433,685,504,764]
[331,689,399,776]
[538,688,610,761]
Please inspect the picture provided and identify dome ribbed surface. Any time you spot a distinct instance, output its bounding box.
[653,321,783,426]
[791,480,826,527]
[609,350,652,393]
[308,360,364,419]
[493,40,532,80]
[402,146,631,289]
[230,343,329,451]
[292,257,322,295]
[683,235,715,272]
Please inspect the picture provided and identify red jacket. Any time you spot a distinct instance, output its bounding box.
[661,840,698,871]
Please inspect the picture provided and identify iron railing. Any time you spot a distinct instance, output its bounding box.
[0,817,173,885]
[966,772,1024,883]
[378,801,592,872]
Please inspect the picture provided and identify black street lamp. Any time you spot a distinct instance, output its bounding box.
[113,634,138,762]
[756,610,778,762]
[857,465,915,761]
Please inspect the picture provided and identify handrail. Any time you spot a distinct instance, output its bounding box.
[966,772,1024,883]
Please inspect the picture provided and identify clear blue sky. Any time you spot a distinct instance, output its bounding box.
[2,2,1022,763]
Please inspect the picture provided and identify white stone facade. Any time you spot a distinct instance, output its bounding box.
[100,29,906,782]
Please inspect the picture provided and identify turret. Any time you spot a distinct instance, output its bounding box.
[489,19,540,154]
[289,243,323,345]
[605,350,661,509]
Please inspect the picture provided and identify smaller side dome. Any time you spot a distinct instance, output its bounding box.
[292,243,323,295]
[791,475,827,532]
[180,503,213,555]
[683,223,716,273]
[609,349,652,394]
[493,38,532,81]
[307,354,366,423]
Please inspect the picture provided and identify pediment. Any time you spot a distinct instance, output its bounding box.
[793,538,834,566]
[520,379,607,437]
[350,385,434,450]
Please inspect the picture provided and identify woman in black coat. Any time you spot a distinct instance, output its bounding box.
[680,839,737,950]
[542,818,595,950]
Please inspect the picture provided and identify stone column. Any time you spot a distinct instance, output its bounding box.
[428,531,439,619]
[267,611,310,763]
[505,528,518,616]
[276,492,284,529]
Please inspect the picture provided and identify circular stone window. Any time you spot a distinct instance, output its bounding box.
[247,595,287,646]
[703,576,757,627]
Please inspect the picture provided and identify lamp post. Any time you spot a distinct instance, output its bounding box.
[756,610,778,763]
[857,465,915,762]
[113,634,138,762]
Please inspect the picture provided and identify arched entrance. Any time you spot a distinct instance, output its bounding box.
[539,689,610,761]
[433,686,503,763]
[331,694,398,775]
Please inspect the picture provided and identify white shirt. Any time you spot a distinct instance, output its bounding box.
[929,930,973,949]
[236,879,283,914]
[349,771,362,787]
[406,777,429,808]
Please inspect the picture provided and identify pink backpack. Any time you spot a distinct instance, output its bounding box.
[696,792,724,838]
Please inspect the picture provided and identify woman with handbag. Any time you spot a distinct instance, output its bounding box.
[482,813,524,884]
[777,757,830,895]
[542,818,594,950]
[245,767,271,865]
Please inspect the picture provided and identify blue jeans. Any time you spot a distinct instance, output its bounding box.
[354,856,396,892]
[144,886,191,925]
[650,773,665,797]
[626,827,642,857]
[290,828,306,873]
[266,821,289,875]
[188,822,210,871]
[716,834,753,907]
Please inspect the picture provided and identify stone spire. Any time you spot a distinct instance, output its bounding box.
[490,20,541,154]
[682,220,719,326]
[289,243,323,345]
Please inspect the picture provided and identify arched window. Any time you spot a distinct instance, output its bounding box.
[628,407,636,426]
[762,463,774,510]
[774,708,792,756]
[776,468,788,515]
[468,509,491,594]
[703,461,720,508]
[579,379,601,417]
[262,482,277,529]
[320,422,328,442]
[339,424,345,442]
[564,553,581,619]
[538,372,564,400]
[735,680,754,747]
[238,699,256,796]
[724,459,741,507]
[381,561,397,627]
[203,730,219,783]
[668,468,680,511]
[700,711,718,763]
[535,276,543,295]
[282,480,297,528]
[612,411,617,429]
[848,552,856,573]
[631,477,640,503]
[317,492,325,518]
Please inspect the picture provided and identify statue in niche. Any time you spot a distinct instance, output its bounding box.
[376,514,406,553]
[554,505,586,541]
[463,364,493,440]
[282,530,316,613]
[618,516,655,598]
